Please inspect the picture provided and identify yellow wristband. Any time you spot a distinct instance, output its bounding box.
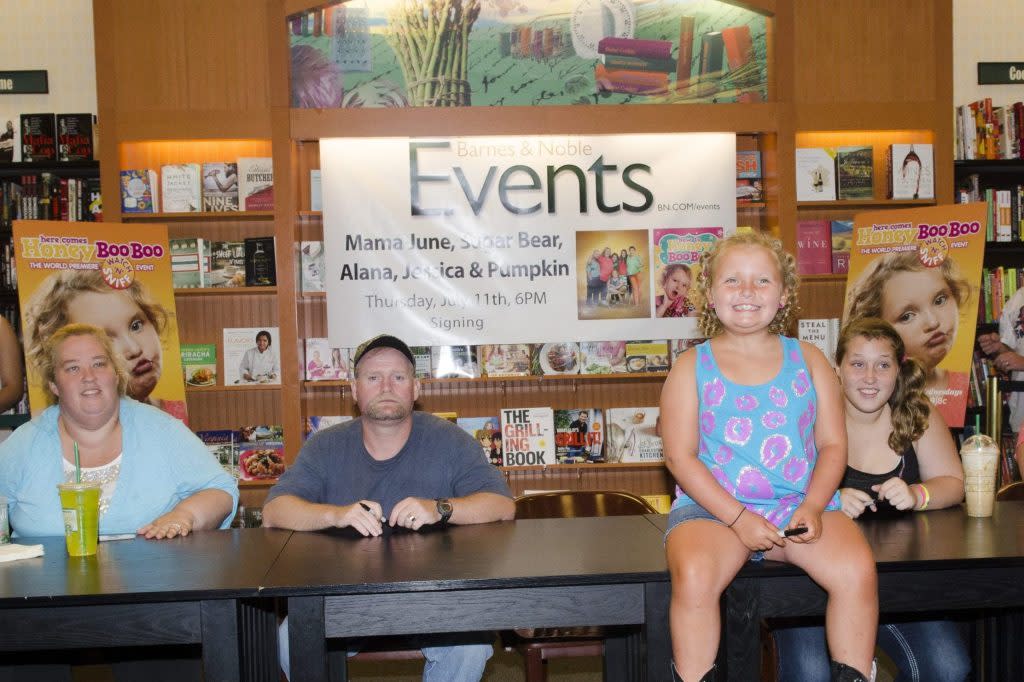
[916,483,931,511]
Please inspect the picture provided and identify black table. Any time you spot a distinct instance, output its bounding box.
[263,516,671,682]
[648,502,1024,681]
[0,529,290,682]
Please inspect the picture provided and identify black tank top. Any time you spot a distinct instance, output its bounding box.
[841,445,921,518]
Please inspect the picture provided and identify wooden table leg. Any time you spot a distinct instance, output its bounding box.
[289,596,328,682]
[201,600,240,682]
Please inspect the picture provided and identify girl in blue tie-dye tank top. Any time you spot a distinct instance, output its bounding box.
[659,231,878,682]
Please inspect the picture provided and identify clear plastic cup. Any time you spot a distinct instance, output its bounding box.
[960,434,1000,518]
[57,482,101,556]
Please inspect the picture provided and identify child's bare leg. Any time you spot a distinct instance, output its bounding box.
[667,520,750,681]
[775,511,878,676]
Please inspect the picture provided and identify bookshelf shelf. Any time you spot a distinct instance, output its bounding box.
[500,461,666,473]
[185,384,282,393]
[796,199,935,209]
[301,372,670,391]
[123,211,275,222]
[174,286,278,297]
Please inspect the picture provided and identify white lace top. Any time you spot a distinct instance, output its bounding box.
[62,454,122,515]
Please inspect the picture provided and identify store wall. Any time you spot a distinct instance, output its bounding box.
[954,0,1024,104]
[0,0,96,120]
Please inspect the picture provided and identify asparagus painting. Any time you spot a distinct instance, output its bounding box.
[386,0,482,107]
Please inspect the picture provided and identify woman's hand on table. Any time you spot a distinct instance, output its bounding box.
[873,477,915,511]
[840,487,875,518]
[138,510,195,539]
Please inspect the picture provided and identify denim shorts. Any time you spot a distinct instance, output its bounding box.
[665,502,765,561]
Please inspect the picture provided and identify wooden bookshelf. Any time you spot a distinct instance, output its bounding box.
[92,0,955,505]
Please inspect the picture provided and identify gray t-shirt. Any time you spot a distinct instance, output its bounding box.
[266,411,511,515]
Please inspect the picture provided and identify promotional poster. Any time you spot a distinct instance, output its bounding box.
[13,220,187,421]
[288,0,769,109]
[321,133,735,346]
[843,203,988,428]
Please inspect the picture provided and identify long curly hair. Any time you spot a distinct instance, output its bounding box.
[24,269,169,386]
[844,249,971,323]
[693,231,799,338]
[835,317,930,453]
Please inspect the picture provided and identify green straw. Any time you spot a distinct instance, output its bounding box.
[73,441,81,484]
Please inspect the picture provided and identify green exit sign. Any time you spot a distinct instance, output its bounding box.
[978,62,1024,85]
[0,70,48,94]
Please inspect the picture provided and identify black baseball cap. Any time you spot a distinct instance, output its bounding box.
[352,334,415,369]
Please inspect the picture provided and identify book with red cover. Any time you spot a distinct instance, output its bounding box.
[796,220,832,275]
[721,26,753,71]
[597,36,672,60]
[677,16,695,86]
[594,65,669,96]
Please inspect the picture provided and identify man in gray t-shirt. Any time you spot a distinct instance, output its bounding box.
[264,334,514,682]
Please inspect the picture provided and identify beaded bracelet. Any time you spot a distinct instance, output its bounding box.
[726,506,745,528]
[916,483,931,511]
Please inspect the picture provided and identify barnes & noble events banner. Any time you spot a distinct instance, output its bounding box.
[844,203,988,428]
[321,133,735,347]
[13,221,188,421]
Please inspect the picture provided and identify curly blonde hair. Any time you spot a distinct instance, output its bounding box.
[693,231,800,337]
[835,317,929,453]
[23,269,169,384]
[844,249,971,323]
[35,323,130,404]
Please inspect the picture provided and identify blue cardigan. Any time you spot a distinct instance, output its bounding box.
[0,398,238,537]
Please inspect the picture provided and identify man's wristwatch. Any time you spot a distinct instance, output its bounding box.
[435,498,453,525]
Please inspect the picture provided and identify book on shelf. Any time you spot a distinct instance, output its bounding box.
[431,345,478,379]
[120,169,159,213]
[736,150,761,179]
[554,408,605,463]
[624,340,670,373]
[238,157,274,211]
[532,342,580,375]
[238,425,286,481]
[456,416,503,467]
[669,338,705,362]
[736,178,763,203]
[602,54,677,74]
[304,338,349,380]
[310,169,322,211]
[409,345,434,379]
[698,31,725,76]
[0,114,19,162]
[304,415,353,440]
[180,343,217,387]
[56,113,94,161]
[20,113,56,162]
[201,162,239,212]
[169,237,209,289]
[594,64,669,96]
[676,15,695,88]
[597,36,672,60]
[888,144,934,200]
[160,163,202,213]
[579,341,627,374]
[300,241,325,292]
[835,146,874,200]
[720,25,753,71]
[243,237,276,286]
[500,407,556,466]
[795,220,832,275]
[830,220,853,275]
[995,189,1013,242]
[208,240,246,287]
[223,327,281,385]
[795,147,837,201]
[606,407,663,463]
[479,343,532,377]
[196,429,239,479]
[797,318,840,366]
